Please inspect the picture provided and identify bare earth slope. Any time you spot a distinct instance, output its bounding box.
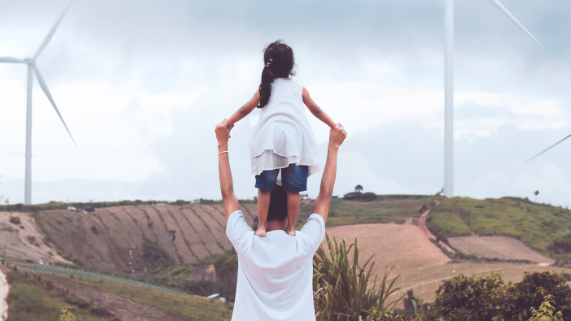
[40,203,251,274]
[448,236,554,264]
[0,212,71,264]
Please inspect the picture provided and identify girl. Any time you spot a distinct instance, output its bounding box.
[227,40,335,237]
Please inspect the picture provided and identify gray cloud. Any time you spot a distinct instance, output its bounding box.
[1,0,570,207]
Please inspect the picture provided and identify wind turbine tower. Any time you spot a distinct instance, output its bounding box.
[0,4,76,204]
[443,0,543,198]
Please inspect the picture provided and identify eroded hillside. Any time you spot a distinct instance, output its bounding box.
[0,212,71,264]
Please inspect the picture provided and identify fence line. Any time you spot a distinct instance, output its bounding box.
[17,264,189,296]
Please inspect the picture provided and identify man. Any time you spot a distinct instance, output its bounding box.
[215,119,347,320]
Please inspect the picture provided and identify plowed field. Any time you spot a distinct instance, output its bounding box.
[448,236,554,264]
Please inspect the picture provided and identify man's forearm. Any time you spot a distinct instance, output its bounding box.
[311,144,339,221]
[218,141,232,197]
[320,145,339,198]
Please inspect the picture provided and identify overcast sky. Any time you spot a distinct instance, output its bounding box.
[1,0,570,207]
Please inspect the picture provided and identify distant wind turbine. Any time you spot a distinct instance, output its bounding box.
[521,134,571,165]
[0,3,76,205]
[443,0,543,198]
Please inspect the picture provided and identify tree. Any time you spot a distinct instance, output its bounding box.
[534,190,540,202]
[355,184,363,193]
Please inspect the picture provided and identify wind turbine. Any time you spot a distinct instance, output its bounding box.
[521,134,571,165]
[0,4,76,205]
[443,0,543,197]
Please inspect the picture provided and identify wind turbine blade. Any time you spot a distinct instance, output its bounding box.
[32,65,78,148]
[521,134,571,165]
[34,1,74,59]
[0,57,26,63]
[487,0,543,47]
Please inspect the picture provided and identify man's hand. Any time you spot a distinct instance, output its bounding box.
[215,119,234,151]
[329,123,347,149]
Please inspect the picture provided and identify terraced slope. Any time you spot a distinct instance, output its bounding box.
[39,203,257,274]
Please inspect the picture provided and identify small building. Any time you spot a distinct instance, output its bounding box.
[83,205,95,212]
[331,196,339,201]
[148,200,157,205]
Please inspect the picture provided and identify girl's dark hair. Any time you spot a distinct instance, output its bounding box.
[258,40,295,108]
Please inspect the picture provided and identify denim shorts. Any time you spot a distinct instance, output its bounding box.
[255,164,309,193]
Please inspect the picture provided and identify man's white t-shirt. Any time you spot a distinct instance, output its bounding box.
[226,210,326,321]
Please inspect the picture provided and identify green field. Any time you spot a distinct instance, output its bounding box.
[299,195,439,226]
[426,197,571,262]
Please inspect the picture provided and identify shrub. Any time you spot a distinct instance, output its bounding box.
[343,192,377,201]
[528,294,564,321]
[9,216,21,225]
[313,235,404,321]
[65,296,91,309]
[59,306,76,321]
[426,271,571,321]
[428,273,507,321]
[503,271,571,320]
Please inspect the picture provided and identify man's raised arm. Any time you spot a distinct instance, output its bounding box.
[215,119,240,220]
[311,123,347,224]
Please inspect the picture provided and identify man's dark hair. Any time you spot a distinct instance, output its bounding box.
[267,185,288,222]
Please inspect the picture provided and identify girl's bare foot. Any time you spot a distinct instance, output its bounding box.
[286,225,296,236]
[255,227,266,237]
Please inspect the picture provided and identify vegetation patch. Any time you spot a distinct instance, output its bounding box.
[9,216,21,225]
[5,270,113,321]
[143,237,173,270]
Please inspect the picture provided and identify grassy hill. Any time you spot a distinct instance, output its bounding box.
[426,197,571,263]
[299,195,439,226]
[3,265,232,321]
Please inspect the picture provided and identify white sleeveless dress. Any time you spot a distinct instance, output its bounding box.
[250,78,321,176]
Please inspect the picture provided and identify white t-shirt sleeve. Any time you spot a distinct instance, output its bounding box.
[300,214,326,253]
[226,210,253,255]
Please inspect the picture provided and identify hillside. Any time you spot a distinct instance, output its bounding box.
[37,203,257,274]
[426,197,571,263]
[0,264,232,321]
[324,222,571,304]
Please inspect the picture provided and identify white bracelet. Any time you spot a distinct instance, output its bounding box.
[218,151,228,155]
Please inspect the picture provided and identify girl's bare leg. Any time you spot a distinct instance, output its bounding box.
[256,189,271,237]
[286,191,300,236]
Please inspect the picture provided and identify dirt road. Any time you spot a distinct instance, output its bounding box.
[417,200,455,253]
